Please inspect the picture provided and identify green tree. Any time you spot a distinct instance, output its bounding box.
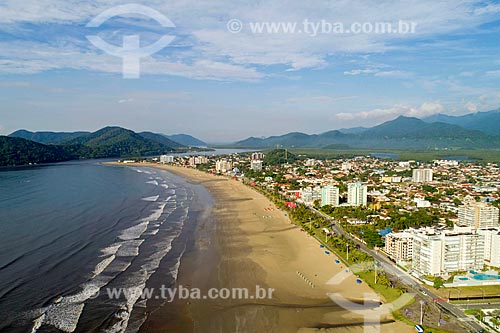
[433,276,445,289]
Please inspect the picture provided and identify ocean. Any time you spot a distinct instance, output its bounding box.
[0,160,212,332]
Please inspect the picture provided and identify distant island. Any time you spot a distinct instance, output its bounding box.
[1,127,209,166]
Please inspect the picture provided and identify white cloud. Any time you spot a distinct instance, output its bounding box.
[117,98,133,104]
[374,70,413,78]
[335,101,444,121]
[486,70,500,77]
[344,69,377,75]
[0,41,264,81]
[343,68,412,78]
[465,101,477,113]
[0,0,499,79]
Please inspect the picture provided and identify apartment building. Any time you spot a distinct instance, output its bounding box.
[412,168,433,183]
[385,231,413,263]
[347,182,367,206]
[411,226,484,277]
[478,228,500,268]
[321,185,340,207]
[458,201,499,229]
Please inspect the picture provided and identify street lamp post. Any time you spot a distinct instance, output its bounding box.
[346,243,349,262]
[420,301,425,325]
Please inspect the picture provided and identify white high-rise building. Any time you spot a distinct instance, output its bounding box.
[189,156,208,166]
[412,168,433,183]
[215,159,233,173]
[321,185,339,207]
[251,152,264,161]
[411,226,484,277]
[347,182,367,206]
[160,155,174,163]
[385,231,413,263]
[478,228,500,268]
[250,160,263,171]
[458,202,499,229]
[299,187,321,205]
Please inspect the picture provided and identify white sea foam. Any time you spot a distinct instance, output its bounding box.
[146,180,158,186]
[41,283,101,333]
[169,249,184,281]
[100,244,121,256]
[116,240,144,257]
[30,313,45,333]
[144,229,159,236]
[45,303,85,332]
[118,222,149,241]
[92,255,115,278]
[141,195,159,202]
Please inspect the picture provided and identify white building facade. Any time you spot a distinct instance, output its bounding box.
[385,231,413,263]
[458,202,499,229]
[321,185,339,207]
[411,226,484,277]
[478,228,500,268]
[412,168,433,183]
[347,182,367,206]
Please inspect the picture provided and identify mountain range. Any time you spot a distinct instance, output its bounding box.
[9,129,207,147]
[1,127,208,166]
[235,110,500,149]
[3,109,500,166]
[422,108,500,136]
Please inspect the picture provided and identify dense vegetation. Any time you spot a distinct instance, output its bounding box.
[0,136,74,166]
[319,205,448,247]
[263,149,297,165]
[8,129,90,144]
[1,127,184,166]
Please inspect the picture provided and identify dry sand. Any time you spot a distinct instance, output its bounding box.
[126,163,414,333]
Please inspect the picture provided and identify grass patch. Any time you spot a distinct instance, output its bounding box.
[356,270,403,303]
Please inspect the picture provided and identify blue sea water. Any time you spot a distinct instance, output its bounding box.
[0,160,211,332]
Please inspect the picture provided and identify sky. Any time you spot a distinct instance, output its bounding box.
[1,1,500,142]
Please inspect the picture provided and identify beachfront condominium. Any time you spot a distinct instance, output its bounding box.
[299,187,321,205]
[385,231,413,263]
[189,156,208,166]
[458,201,500,229]
[478,228,500,268]
[412,168,433,183]
[160,155,174,163]
[321,185,339,207]
[215,159,233,173]
[347,182,367,206]
[411,226,484,277]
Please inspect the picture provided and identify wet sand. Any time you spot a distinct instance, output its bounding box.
[125,163,413,333]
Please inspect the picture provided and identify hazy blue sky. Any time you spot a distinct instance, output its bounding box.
[1,1,500,142]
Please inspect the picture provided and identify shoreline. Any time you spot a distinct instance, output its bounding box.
[110,162,413,332]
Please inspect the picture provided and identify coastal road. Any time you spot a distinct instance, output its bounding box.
[308,206,487,333]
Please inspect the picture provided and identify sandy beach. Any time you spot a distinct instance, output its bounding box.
[125,163,413,333]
